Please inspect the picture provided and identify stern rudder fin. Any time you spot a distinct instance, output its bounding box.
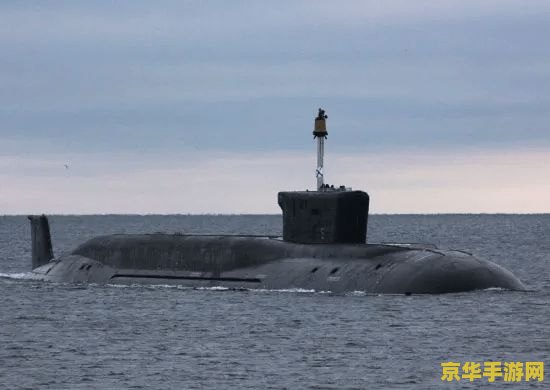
[28,215,54,269]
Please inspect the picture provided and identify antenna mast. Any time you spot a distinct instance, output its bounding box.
[313,108,328,191]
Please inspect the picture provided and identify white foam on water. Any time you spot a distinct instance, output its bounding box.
[194,286,230,291]
[0,272,42,280]
[252,287,328,294]
[348,290,368,296]
[482,287,506,292]
[195,286,335,294]
[106,282,198,290]
[105,283,331,294]
[105,283,134,288]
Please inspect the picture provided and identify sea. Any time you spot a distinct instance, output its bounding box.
[0,214,548,389]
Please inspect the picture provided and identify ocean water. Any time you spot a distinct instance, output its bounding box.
[0,214,548,389]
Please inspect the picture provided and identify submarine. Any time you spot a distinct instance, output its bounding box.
[28,109,525,294]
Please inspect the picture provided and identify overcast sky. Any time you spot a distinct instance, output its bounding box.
[1,1,549,214]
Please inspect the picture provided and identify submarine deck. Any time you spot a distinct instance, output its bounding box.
[30,233,526,293]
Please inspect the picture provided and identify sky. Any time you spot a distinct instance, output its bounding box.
[1,0,549,214]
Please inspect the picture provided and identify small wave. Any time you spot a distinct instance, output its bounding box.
[15,315,50,321]
[198,286,335,294]
[257,287,315,293]
[106,283,134,289]
[105,283,331,294]
[253,287,331,294]
[0,272,42,280]
[348,290,368,296]
[106,282,189,290]
[483,287,506,291]
[483,284,535,293]
[194,286,230,291]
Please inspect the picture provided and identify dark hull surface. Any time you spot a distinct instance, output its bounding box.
[31,234,525,294]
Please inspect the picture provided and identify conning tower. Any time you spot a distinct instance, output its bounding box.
[278,109,370,244]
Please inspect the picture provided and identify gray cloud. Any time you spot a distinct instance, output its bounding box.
[1,1,550,154]
[2,1,550,213]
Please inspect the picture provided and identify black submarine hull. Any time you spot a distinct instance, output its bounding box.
[30,233,525,294]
